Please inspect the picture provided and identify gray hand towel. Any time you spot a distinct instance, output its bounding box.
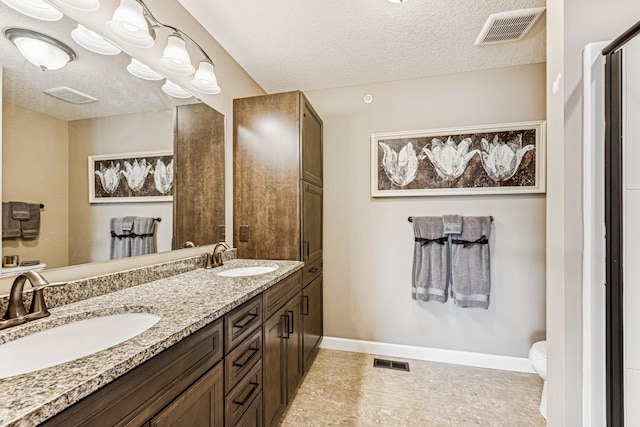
[2,203,21,238]
[451,216,492,309]
[20,204,41,238]
[412,216,448,303]
[110,217,131,259]
[131,217,156,257]
[10,202,30,220]
[442,215,462,235]
[121,216,135,231]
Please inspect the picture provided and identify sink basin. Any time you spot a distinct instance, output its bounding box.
[0,312,160,378]
[217,266,277,277]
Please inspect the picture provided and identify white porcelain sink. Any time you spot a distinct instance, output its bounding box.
[217,266,277,277]
[0,312,160,378]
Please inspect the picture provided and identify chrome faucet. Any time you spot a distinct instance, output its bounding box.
[205,242,231,269]
[1,271,62,330]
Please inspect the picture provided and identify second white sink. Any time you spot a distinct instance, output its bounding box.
[217,266,277,277]
[0,312,160,379]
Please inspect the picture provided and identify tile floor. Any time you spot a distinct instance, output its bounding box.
[280,349,546,427]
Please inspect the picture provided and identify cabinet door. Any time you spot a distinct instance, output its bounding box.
[284,296,303,402]
[149,362,224,427]
[301,97,323,187]
[302,275,323,373]
[263,312,286,427]
[174,103,226,248]
[302,182,322,262]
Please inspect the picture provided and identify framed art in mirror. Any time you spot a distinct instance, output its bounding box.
[371,120,546,197]
[89,150,174,203]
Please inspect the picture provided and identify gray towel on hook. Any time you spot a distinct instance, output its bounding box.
[442,215,462,235]
[20,204,41,238]
[2,203,21,238]
[10,202,30,220]
[412,216,448,303]
[131,217,156,257]
[451,216,492,309]
[110,217,131,259]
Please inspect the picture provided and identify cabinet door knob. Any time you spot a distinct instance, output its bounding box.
[302,296,309,316]
[303,240,310,260]
[286,310,294,333]
[281,314,290,339]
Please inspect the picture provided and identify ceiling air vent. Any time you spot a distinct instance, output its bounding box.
[44,86,98,104]
[475,7,545,46]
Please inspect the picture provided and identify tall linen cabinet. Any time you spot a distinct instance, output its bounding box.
[233,91,323,426]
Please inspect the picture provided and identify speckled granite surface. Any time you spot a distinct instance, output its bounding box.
[0,257,302,427]
[0,249,237,314]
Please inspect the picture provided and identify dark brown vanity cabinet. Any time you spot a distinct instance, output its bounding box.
[302,275,323,371]
[233,91,323,262]
[262,272,303,427]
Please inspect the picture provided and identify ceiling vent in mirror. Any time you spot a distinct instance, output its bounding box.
[44,86,98,104]
[475,7,545,46]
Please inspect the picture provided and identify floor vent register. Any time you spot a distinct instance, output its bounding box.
[373,358,410,372]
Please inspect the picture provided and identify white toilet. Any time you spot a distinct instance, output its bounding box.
[529,340,547,419]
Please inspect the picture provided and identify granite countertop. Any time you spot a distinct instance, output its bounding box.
[0,258,303,427]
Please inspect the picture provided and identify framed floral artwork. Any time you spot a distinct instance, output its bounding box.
[371,121,546,197]
[89,150,174,203]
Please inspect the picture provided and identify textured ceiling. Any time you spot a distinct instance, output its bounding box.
[0,4,194,122]
[178,0,546,93]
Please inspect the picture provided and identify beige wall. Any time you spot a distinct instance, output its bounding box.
[306,63,546,358]
[546,1,640,425]
[68,110,174,265]
[2,102,69,269]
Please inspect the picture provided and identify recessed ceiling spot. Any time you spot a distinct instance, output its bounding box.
[364,94,373,104]
[475,7,545,46]
[44,86,98,104]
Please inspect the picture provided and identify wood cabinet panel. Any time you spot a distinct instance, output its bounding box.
[225,360,263,426]
[301,94,323,187]
[263,271,301,319]
[233,91,301,260]
[284,296,303,401]
[302,276,323,372]
[149,363,224,427]
[224,295,263,354]
[302,258,322,287]
[234,392,262,427]
[302,182,322,262]
[225,328,262,394]
[173,103,225,248]
[263,311,286,427]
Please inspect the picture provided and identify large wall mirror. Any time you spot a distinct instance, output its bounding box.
[0,3,225,274]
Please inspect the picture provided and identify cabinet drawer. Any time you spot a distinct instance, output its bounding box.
[225,295,263,354]
[225,360,263,426]
[234,392,262,427]
[302,258,322,287]
[263,271,302,319]
[225,328,263,393]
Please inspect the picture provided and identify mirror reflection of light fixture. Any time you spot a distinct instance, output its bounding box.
[161,79,192,99]
[56,0,100,11]
[1,0,63,21]
[191,61,221,95]
[105,0,154,48]
[158,34,195,75]
[5,28,76,71]
[127,58,163,80]
[71,24,121,55]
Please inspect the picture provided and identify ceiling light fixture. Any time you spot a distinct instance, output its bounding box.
[161,79,192,99]
[55,0,99,12]
[1,0,63,21]
[71,24,121,55]
[103,0,221,94]
[5,28,76,71]
[126,58,163,80]
[191,61,221,94]
[158,34,195,75]
[387,0,409,3]
[105,0,154,48]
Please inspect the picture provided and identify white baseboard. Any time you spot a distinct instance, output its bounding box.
[320,336,535,374]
